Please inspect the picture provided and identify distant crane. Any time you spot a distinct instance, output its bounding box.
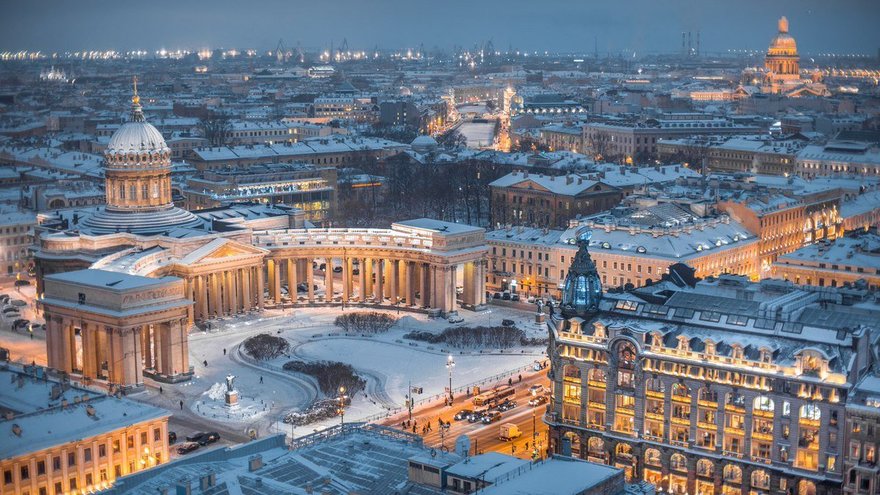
[275,39,291,64]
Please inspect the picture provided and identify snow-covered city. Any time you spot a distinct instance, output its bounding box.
[1,1,880,494]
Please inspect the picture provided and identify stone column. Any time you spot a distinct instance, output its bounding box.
[325,257,334,301]
[358,258,367,301]
[390,259,399,304]
[365,258,374,298]
[241,268,252,311]
[420,263,430,308]
[375,259,384,302]
[210,273,221,318]
[81,322,98,379]
[107,327,122,384]
[342,256,351,302]
[121,327,143,387]
[62,318,75,372]
[178,318,190,376]
[222,270,232,315]
[196,275,208,319]
[256,265,264,310]
[269,259,281,305]
[384,259,392,299]
[404,261,413,306]
[287,259,297,303]
[448,265,458,313]
[463,262,475,307]
[141,324,153,370]
[231,270,240,313]
[306,259,315,302]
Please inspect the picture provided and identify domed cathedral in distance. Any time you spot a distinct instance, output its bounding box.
[765,16,800,85]
[560,229,602,318]
[80,77,201,235]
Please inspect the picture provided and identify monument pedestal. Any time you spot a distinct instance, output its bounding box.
[534,312,546,325]
[225,390,239,407]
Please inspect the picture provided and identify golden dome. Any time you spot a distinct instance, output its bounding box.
[768,16,798,56]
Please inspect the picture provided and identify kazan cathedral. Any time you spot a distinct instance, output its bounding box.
[545,227,880,495]
[34,80,488,391]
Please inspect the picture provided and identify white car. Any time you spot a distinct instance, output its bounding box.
[447,315,464,324]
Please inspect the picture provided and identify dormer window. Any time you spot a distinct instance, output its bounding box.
[800,351,824,377]
[731,344,744,360]
[705,340,716,356]
[677,336,689,352]
[759,348,772,364]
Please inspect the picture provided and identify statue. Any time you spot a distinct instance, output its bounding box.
[224,374,239,407]
[225,374,236,393]
[536,299,544,315]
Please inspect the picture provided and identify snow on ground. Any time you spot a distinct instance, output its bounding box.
[458,122,497,148]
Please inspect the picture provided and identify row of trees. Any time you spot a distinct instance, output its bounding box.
[334,311,398,334]
[404,326,547,349]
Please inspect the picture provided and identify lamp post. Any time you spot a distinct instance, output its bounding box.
[446,354,455,404]
[337,386,347,426]
[532,408,538,460]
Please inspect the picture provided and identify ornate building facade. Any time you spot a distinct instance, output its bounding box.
[545,241,880,495]
[35,82,488,389]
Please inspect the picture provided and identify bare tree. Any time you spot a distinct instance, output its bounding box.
[199,115,232,147]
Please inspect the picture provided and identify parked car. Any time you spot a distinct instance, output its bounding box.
[501,319,515,327]
[12,319,29,330]
[501,292,511,300]
[185,432,208,442]
[528,395,549,407]
[511,294,520,302]
[9,300,26,307]
[498,400,517,411]
[481,411,502,424]
[176,442,199,455]
[13,279,30,287]
[447,314,464,324]
[454,409,473,421]
[197,432,220,445]
[529,384,546,396]
[492,292,501,299]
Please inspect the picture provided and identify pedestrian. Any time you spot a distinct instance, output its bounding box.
[259,376,263,384]
[159,386,163,394]
[179,400,183,410]
[512,445,516,454]
[203,360,208,367]
[412,425,416,433]
[525,441,529,450]
[508,377,513,386]
[518,374,522,383]
[223,348,226,356]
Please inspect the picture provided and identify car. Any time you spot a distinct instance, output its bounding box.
[447,315,464,324]
[467,411,485,423]
[197,432,220,445]
[333,266,342,273]
[528,395,549,407]
[185,432,208,442]
[0,294,9,304]
[9,300,26,307]
[502,292,511,300]
[532,361,544,372]
[529,384,545,396]
[12,319,29,330]
[168,431,177,444]
[511,294,520,302]
[176,442,200,455]
[501,319,515,327]
[454,409,473,421]
[481,411,502,424]
[492,292,501,299]
[13,279,30,287]
[498,400,517,411]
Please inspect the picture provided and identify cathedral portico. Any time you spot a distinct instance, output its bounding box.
[40,269,193,388]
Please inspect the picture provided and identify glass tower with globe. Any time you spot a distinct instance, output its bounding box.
[561,229,602,317]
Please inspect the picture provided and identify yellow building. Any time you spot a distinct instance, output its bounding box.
[0,365,170,495]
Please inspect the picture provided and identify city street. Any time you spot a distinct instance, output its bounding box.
[379,365,551,460]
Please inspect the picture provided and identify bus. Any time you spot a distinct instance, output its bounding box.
[473,386,515,406]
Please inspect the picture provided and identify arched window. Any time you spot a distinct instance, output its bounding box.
[670,453,687,472]
[696,459,714,477]
[698,387,717,403]
[617,342,636,369]
[754,395,774,412]
[723,464,742,483]
[644,448,661,467]
[726,391,745,408]
[563,364,581,381]
[672,383,690,399]
[645,377,665,395]
[800,403,821,421]
[751,469,770,489]
[616,443,633,458]
[588,368,606,383]
[588,437,605,454]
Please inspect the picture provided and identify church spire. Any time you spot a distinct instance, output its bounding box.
[561,229,602,317]
[130,75,145,122]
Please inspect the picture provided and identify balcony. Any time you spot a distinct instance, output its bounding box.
[722,449,745,459]
[646,389,665,399]
[670,439,689,448]
[697,400,717,408]
[752,431,773,442]
[589,401,606,410]
[671,394,691,404]
[645,411,664,421]
[644,433,663,442]
[697,421,717,430]
[588,380,606,389]
[751,455,772,465]
[671,416,691,426]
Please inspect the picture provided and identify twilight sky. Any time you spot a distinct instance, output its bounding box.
[2,0,878,55]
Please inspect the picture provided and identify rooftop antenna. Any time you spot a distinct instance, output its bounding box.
[594,36,598,59]
[697,31,701,57]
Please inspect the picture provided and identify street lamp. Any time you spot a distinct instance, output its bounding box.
[446,354,455,404]
[337,386,348,426]
[532,409,538,460]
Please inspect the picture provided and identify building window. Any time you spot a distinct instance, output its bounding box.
[67,452,75,467]
[37,460,45,476]
[3,470,11,485]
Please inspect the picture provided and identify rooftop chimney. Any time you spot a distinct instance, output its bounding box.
[12,424,21,437]
[249,455,263,472]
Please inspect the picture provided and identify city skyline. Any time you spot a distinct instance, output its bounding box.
[2,0,879,55]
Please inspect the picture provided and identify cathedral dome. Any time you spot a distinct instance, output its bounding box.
[411,135,438,153]
[105,80,170,157]
[767,16,798,56]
